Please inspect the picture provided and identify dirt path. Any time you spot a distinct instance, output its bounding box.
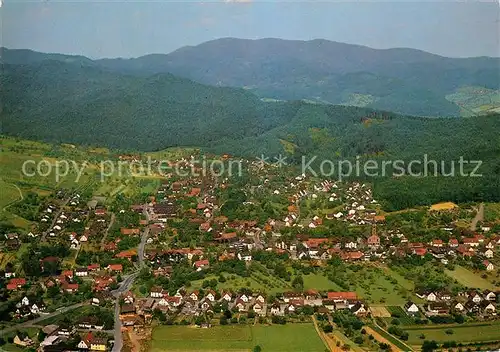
[126,328,141,352]
[470,203,484,231]
[364,326,403,352]
[312,316,336,352]
[100,212,116,250]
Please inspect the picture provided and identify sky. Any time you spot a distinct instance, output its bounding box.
[1,0,499,59]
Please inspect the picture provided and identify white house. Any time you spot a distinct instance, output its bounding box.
[31,303,43,314]
[150,287,163,298]
[485,291,497,301]
[405,302,420,315]
[75,268,88,277]
[220,292,232,302]
[237,252,252,261]
[205,291,216,302]
[483,249,494,259]
[77,339,90,349]
[484,260,495,271]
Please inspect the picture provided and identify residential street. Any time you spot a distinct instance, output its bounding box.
[111,207,150,352]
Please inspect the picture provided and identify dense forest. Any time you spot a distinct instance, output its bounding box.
[2,60,500,210]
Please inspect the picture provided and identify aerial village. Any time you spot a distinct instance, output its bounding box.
[1,154,499,352]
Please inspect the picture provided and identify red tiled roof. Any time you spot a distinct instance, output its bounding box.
[327,292,357,300]
[9,278,26,286]
[6,283,18,290]
[120,228,140,235]
[194,259,209,268]
[414,248,427,256]
[305,238,329,248]
[108,264,123,271]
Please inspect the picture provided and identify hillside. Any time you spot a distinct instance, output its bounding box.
[2,60,500,158]
[2,40,499,117]
[2,59,500,210]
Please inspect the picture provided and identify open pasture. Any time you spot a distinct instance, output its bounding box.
[444,265,498,290]
[150,324,326,352]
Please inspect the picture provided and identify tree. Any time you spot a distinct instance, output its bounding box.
[253,346,262,352]
[37,330,47,342]
[323,325,333,333]
[354,336,364,345]
[422,340,439,352]
[292,275,304,290]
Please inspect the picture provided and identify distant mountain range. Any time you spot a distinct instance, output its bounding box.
[1,42,500,210]
[2,38,499,117]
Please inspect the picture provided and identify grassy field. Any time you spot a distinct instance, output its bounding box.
[302,273,343,291]
[484,203,500,223]
[405,321,500,345]
[150,324,326,352]
[0,179,23,209]
[346,266,413,305]
[190,273,290,295]
[446,86,500,117]
[444,265,499,290]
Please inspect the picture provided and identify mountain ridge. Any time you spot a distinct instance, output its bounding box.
[2,38,499,117]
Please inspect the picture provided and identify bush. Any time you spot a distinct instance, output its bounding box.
[354,336,364,345]
[391,318,401,325]
[323,325,333,333]
[271,316,286,325]
[422,340,439,352]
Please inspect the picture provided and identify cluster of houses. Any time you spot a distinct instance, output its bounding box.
[12,295,46,319]
[140,225,499,271]
[114,288,368,324]
[138,169,499,272]
[35,324,110,352]
[5,264,120,303]
[405,289,500,318]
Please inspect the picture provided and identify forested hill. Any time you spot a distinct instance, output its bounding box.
[2,41,499,117]
[2,59,500,209]
[2,59,500,162]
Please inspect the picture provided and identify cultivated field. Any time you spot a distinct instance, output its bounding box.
[370,306,391,318]
[386,306,416,325]
[150,324,326,352]
[444,265,499,290]
[429,202,458,211]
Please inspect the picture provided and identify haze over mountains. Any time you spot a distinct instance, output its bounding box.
[2,38,499,117]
